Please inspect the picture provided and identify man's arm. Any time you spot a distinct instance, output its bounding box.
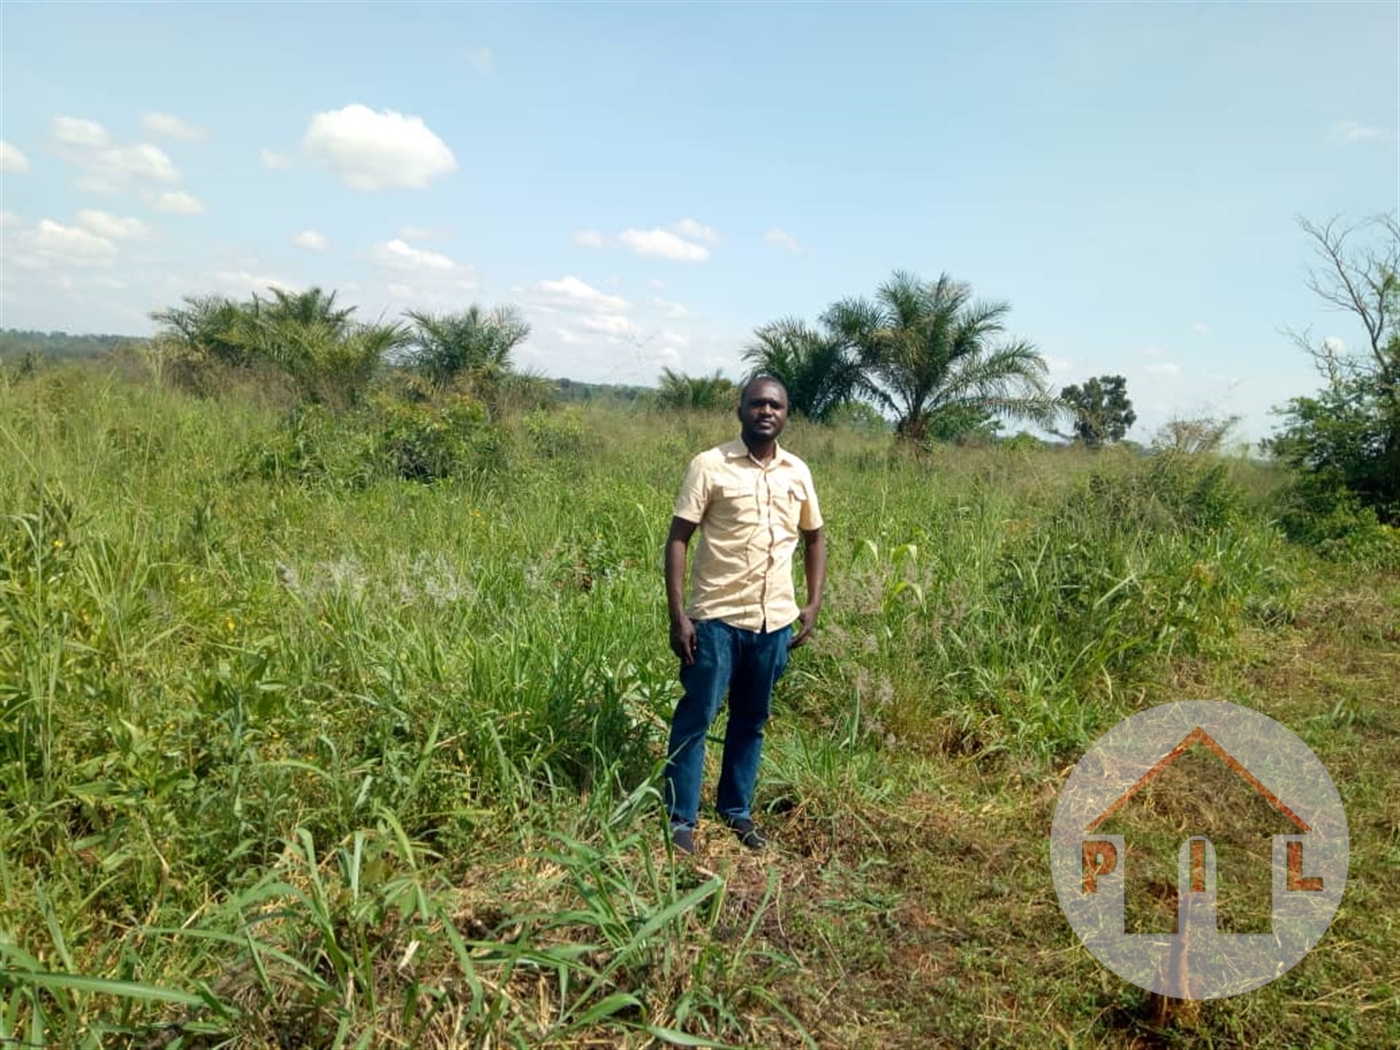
[790,526,826,649]
[665,516,699,665]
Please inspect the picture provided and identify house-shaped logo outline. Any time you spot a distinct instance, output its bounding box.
[1082,726,1320,929]
[1085,725,1310,835]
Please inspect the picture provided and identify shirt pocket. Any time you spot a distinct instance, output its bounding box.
[718,484,762,528]
[778,482,809,532]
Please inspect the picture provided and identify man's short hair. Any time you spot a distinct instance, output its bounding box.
[739,374,789,404]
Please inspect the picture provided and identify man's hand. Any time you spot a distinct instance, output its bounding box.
[670,615,698,665]
[789,603,820,649]
[665,517,700,665]
[791,526,826,650]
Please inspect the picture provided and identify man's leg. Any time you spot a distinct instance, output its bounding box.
[715,624,791,828]
[665,620,734,831]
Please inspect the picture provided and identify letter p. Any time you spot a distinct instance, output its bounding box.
[1082,840,1118,894]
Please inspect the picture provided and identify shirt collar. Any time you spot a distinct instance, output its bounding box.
[721,437,793,466]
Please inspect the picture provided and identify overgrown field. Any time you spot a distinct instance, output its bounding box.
[2,365,1397,1048]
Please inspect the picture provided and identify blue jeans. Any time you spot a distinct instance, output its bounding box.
[665,619,792,829]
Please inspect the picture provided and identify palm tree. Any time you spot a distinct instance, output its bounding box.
[150,285,406,406]
[742,317,863,423]
[655,368,736,412]
[256,286,357,334]
[150,294,248,366]
[404,305,532,394]
[823,271,1059,444]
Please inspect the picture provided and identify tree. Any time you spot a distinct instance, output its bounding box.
[742,317,862,423]
[923,403,1003,445]
[1061,374,1137,446]
[151,286,407,406]
[1153,413,1241,455]
[149,294,249,366]
[1266,214,1400,522]
[404,305,532,394]
[822,271,1059,444]
[655,368,736,412]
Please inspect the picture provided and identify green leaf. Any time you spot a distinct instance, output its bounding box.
[7,971,204,1007]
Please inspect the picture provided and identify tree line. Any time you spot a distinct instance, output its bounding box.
[9,212,1396,536]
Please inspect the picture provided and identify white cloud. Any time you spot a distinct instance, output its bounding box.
[573,229,606,248]
[19,219,118,268]
[1322,335,1346,354]
[1333,119,1383,143]
[1044,355,1073,374]
[652,296,689,318]
[579,313,634,336]
[1142,345,1165,357]
[260,149,293,170]
[383,274,479,307]
[46,117,185,196]
[661,331,690,348]
[0,209,20,228]
[764,228,801,254]
[647,278,666,290]
[142,112,205,140]
[302,104,457,191]
[293,230,328,251]
[49,116,110,148]
[375,238,455,271]
[147,190,205,214]
[0,141,30,173]
[618,227,709,262]
[1190,322,1209,335]
[75,209,151,239]
[539,275,628,313]
[466,46,494,76]
[1145,362,1182,377]
[67,147,181,195]
[100,144,179,183]
[214,270,295,295]
[673,217,718,244]
[372,235,478,308]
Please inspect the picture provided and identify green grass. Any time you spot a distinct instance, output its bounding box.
[1,362,1396,1047]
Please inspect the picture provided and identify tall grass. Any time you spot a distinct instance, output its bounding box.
[0,363,1304,1045]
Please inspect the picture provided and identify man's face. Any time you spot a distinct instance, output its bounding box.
[739,381,789,442]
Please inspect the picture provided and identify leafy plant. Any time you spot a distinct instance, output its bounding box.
[1061,374,1136,446]
[822,270,1060,443]
[743,318,863,422]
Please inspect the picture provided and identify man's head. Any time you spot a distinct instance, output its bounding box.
[738,374,789,445]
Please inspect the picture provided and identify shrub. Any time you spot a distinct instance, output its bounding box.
[238,404,376,489]
[372,393,493,482]
[518,407,586,459]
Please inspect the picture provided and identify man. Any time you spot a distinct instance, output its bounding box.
[663,375,826,854]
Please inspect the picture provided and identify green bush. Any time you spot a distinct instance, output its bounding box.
[238,404,376,489]
[1275,472,1400,568]
[371,392,493,482]
[518,406,586,459]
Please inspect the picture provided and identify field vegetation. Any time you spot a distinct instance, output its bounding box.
[2,233,1398,1047]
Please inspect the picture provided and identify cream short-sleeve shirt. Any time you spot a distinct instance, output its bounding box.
[673,438,823,632]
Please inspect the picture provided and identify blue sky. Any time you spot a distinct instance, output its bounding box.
[1,2,1395,442]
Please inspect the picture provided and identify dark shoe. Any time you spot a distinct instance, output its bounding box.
[670,825,696,855]
[725,818,767,851]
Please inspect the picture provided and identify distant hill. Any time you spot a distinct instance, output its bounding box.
[552,377,653,403]
[0,328,145,361]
